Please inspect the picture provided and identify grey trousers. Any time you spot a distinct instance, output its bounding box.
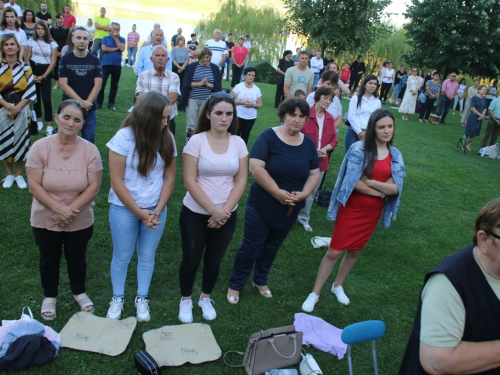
[186,98,206,134]
[480,117,500,148]
[298,170,325,227]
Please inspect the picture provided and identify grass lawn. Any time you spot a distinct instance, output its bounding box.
[1,67,498,374]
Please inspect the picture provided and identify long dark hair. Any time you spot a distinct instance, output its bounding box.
[1,8,20,30]
[194,93,238,135]
[357,74,378,108]
[120,91,175,177]
[362,109,394,177]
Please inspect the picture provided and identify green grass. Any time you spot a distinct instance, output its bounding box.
[1,69,498,374]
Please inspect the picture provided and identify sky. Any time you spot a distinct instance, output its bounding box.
[385,0,412,27]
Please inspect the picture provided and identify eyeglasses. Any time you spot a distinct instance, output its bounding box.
[486,231,500,240]
[0,33,15,39]
[209,91,234,102]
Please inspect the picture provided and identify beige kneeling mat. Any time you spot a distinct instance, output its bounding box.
[143,323,221,367]
[60,312,137,356]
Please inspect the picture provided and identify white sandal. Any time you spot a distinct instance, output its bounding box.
[41,298,57,321]
[311,236,331,249]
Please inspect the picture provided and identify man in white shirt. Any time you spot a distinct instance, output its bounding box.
[5,0,21,21]
[205,29,227,71]
[136,45,180,135]
[0,8,27,58]
[310,51,324,90]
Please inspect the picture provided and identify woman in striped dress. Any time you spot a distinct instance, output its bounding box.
[0,34,36,189]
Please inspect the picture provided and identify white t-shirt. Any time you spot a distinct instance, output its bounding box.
[27,39,58,64]
[5,3,22,18]
[232,82,262,120]
[205,39,227,66]
[0,28,27,46]
[107,127,177,208]
[83,25,95,41]
[182,132,248,215]
[486,86,498,100]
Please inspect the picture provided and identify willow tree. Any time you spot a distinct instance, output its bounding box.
[19,1,71,16]
[194,0,287,65]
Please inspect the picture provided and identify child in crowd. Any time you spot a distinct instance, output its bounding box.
[340,63,351,85]
[294,90,306,100]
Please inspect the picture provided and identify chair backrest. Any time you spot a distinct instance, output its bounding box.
[341,320,385,345]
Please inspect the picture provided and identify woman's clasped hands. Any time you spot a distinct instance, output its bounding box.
[208,207,231,229]
[52,205,80,228]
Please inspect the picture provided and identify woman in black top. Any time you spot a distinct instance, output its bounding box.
[274,50,294,108]
[21,9,36,39]
[49,13,69,90]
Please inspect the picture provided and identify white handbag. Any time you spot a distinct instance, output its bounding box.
[300,353,323,375]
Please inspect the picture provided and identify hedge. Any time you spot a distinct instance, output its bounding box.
[248,59,276,85]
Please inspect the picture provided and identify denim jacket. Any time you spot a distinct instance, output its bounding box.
[327,141,405,227]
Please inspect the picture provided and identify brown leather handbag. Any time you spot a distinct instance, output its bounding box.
[224,325,303,375]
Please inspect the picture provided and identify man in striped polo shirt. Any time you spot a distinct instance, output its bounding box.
[205,29,227,75]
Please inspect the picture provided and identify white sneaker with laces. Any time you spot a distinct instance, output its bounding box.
[331,284,350,305]
[303,224,313,232]
[106,297,124,319]
[14,175,27,189]
[301,293,319,312]
[46,126,53,136]
[198,298,217,320]
[135,297,150,322]
[2,175,14,188]
[178,299,193,323]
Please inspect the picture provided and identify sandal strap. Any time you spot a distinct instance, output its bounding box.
[41,298,56,313]
[74,293,93,310]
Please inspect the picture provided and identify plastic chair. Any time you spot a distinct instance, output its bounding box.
[341,320,386,375]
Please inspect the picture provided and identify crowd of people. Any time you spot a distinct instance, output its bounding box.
[1,3,500,372]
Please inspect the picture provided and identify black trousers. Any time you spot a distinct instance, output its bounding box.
[231,65,244,87]
[33,226,94,298]
[419,97,437,120]
[97,65,122,105]
[172,64,186,87]
[349,74,362,93]
[275,82,285,108]
[380,82,392,102]
[237,117,256,144]
[178,205,237,297]
[30,61,53,122]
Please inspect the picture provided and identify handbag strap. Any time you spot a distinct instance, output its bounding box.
[268,334,297,359]
[223,350,245,368]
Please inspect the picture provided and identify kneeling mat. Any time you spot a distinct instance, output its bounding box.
[60,312,137,356]
[143,323,221,367]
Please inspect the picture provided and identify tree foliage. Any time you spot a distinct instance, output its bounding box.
[20,1,71,17]
[404,0,500,79]
[194,0,287,66]
[283,0,391,56]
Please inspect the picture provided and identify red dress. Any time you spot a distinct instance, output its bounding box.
[330,154,392,250]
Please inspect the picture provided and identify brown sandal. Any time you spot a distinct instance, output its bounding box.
[74,293,94,314]
[41,297,57,321]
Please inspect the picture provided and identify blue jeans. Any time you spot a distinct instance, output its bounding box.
[313,72,320,90]
[109,204,167,298]
[391,83,401,102]
[436,96,454,123]
[127,46,138,66]
[225,57,232,80]
[345,126,360,154]
[80,109,97,144]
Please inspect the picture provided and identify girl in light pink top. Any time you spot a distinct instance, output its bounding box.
[178,92,248,324]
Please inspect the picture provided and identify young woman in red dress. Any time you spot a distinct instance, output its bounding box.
[302,108,404,312]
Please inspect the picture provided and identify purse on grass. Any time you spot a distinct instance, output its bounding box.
[134,350,161,375]
[315,186,333,207]
[224,325,303,375]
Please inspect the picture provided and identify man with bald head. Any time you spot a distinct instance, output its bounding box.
[135,28,172,76]
[136,45,180,134]
[205,28,227,73]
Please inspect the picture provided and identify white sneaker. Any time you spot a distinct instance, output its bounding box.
[14,175,27,189]
[106,297,124,319]
[2,175,14,188]
[331,284,350,305]
[178,299,193,323]
[46,126,53,136]
[301,293,319,312]
[135,297,150,322]
[303,224,313,232]
[37,121,44,131]
[198,298,217,320]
